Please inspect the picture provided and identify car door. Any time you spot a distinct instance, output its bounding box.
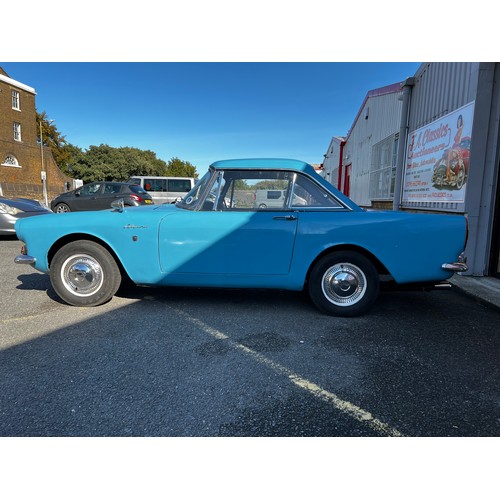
[158,169,298,277]
[98,183,125,209]
[71,182,103,211]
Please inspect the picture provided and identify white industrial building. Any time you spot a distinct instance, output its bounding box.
[322,82,405,209]
[322,62,500,278]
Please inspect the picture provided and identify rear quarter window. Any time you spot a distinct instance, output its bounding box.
[129,185,148,195]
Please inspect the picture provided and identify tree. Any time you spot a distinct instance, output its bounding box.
[166,157,198,178]
[37,111,70,168]
[58,143,85,177]
[62,144,187,183]
[254,180,288,190]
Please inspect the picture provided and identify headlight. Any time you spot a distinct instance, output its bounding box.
[0,202,23,215]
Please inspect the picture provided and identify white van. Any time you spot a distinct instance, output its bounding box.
[128,176,195,204]
[254,189,307,209]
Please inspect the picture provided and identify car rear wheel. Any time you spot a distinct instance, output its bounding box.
[308,251,379,317]
[50,240,121,306]
[54,203,71,213]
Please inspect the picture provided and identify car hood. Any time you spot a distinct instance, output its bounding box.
[51,191,73,201]
[14,200,181,249]
[0,197,50,213]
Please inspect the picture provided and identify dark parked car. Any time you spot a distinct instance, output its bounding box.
[50,182,154,213]
[0,196,52,236]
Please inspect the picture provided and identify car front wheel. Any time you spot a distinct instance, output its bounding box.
[54,203,71,213]
[308,251,379,317]
[50,240,122,306]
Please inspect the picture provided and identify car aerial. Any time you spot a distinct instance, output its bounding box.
[14,158,468,317]
[0,196,52,236]
[50,181,153,213]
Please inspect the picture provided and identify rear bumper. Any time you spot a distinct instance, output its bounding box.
[442,252,468,273]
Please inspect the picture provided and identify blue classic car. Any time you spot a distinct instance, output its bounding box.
[14,159,468,316]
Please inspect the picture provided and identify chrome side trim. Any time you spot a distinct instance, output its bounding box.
[14,254,36,265]
[433,282,452,289]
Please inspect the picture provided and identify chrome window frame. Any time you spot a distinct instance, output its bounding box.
[198,169,352,212]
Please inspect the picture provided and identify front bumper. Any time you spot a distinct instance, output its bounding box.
[442,252,468,273]
[15,254,36,265]
[14,244,36,266]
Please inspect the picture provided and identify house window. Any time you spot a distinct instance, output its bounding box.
[1,154,20,168]
[369,134,399,200]
[11,90,20,110]
[13,122,21,142]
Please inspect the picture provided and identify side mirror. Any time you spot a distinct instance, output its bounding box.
[111,198,125,212]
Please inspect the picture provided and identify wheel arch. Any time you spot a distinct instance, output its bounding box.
[47,233,130,280]
[304,244,390,286]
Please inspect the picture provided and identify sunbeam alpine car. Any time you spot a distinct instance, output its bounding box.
[14,158,468,316]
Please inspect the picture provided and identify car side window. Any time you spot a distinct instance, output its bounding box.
[129,185,147,195]
[217,170,293,211]
[104,184,122,194]
[145,179,166,192]
[80,183,102,196]
[292,174,342,208]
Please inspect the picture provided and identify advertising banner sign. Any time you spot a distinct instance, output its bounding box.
[402,101,475,204]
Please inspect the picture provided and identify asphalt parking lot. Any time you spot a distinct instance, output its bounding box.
[0,236,499,437]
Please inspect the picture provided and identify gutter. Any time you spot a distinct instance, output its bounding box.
[337,139,346,191]
[393,77,415,211]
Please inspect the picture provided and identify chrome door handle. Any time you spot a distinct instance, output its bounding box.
[273,215,297,221]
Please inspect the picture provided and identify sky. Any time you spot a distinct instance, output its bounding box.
[1,62,421,174]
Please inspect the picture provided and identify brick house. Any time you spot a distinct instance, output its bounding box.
[0,66,71,203]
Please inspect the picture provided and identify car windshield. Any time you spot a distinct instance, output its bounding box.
[176,171,212,210]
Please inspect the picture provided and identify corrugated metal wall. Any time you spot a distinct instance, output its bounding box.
[409,63,479,132]
[345,92,403,206]
[322,137,343,188]
[402,62,480,212]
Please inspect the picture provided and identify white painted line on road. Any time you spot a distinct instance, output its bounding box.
[1,313,49,324]
[170,306,405,437]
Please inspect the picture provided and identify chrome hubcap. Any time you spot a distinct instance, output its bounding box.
[61,254,103,296]
[322,263,367,306]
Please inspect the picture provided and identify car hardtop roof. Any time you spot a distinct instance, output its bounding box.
[210,158,314,173]
[210,158,363,212]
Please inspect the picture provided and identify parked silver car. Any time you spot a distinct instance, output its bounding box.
[0,196,52,236]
